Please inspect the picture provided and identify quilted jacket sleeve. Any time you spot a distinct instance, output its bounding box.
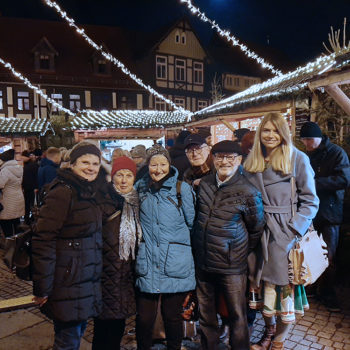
[180,181,196,231]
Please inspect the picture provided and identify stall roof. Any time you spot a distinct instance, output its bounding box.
[0,117,53,136]
[193,49,350,121]
[72,110,191,130]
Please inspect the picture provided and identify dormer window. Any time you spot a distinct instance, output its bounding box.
[175,30,180,44]
[40,55,50,70]
[32,37,58,72]
[98,60,107,74]
[92,46,111,76]
[181,33,186,45]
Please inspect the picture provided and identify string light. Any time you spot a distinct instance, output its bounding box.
[0,116,53,135]
[0,57,76,117]
[179,0,283,76]
[42,0,190,114]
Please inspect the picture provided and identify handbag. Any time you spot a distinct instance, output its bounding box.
[3,227,32,281]
[288,176,329,286]
[181,291,198,321]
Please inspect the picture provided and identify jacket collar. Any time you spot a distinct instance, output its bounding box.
[206,165,244,188]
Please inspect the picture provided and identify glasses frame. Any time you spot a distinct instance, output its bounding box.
[213,153,240,162]
[185,144,208,155]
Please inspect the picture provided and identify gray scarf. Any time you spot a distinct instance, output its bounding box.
[113,185,142,261]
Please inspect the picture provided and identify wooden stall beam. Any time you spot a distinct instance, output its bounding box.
[308,69,350,91]
[324,84,350,117]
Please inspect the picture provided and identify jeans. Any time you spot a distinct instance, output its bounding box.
[53,320,87,350]
[136,291,187,350]
[314,224,340,299]
[196,269,249,350]
[92,318,125,350]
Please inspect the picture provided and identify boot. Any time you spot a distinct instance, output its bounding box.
[271,341,284,350]
[250,324,276,350]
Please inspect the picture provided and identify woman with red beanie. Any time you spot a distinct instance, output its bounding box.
[93,156,142,350]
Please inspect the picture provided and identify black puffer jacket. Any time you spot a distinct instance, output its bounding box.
[96,182,136,320]
[32,168,103,322]
[169,144,191,180]
[192,166,265,274]
[307,136,350,225]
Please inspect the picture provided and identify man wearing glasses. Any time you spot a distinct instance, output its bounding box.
[183,134,212,192]
[192,140,265,350]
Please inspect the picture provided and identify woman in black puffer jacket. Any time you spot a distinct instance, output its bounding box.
[93,156,141,350]
[32,143,103,350]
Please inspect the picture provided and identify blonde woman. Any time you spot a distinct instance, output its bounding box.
[244,113,319,350]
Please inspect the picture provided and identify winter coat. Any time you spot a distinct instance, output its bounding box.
[192,166,265,275]
[32,168,103,322]
[245,148,319,286]
[22,160,39,191]
[169,144,191,180]
[96,182,136,320]
[0,160,25,220]
[306,136,350,225]
[38,157,59,189]
[135,167,196,294]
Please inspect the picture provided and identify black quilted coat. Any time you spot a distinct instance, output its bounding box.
[96,182,136,320]
[32,169,103,322]
[192,166,265,274]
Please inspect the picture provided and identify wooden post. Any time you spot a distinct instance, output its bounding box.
[220,119,236,133]
[324,84,350,116]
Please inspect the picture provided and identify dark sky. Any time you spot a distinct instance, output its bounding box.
[1,0,350,65]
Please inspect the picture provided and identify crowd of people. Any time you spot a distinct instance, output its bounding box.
[0,113,349,350]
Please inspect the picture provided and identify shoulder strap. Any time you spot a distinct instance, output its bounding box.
[176,180,182,209]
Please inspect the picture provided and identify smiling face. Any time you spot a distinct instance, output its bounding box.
[260,121,282,152]
[113,169,135,194]
[71,154,101,182]
[185,143,210,167]
[148,154,170,182]
[213,153,242,181]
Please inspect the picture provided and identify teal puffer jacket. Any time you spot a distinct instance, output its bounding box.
[135,167,196,294]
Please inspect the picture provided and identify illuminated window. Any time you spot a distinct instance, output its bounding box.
[156,56,167,79]
[155,97,166,111]
[193,62,203,84]
[17,91,30,111]
[174,97,185,108]
[51,93,63,113]
[69,94,81,111]
[0,91,3,110]
[175,59,186,81]
[198,100,208,110]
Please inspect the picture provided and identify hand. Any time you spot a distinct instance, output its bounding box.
[193,179,201,187]
[33,296,48,307]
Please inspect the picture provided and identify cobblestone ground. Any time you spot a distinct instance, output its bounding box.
[0,247,349,350]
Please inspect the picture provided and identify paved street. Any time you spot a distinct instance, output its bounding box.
[0,247,349,350]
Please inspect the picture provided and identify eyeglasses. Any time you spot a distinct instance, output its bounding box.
[214,154,239,162]
[185,145,207,155]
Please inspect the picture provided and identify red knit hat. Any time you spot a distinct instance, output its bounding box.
[111,156,137,178]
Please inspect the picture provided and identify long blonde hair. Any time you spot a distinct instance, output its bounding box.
[244,113,292,175]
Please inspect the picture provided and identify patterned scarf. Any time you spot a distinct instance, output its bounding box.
[113,185,142,261]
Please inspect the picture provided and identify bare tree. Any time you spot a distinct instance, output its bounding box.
[210,73,224,104]
[323,18,350,54]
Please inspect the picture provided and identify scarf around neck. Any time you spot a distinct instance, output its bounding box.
[113,185,142,261]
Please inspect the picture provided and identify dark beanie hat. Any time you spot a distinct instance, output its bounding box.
[234,128,250,142]
[175,130,191,145]
[300,122,322,138]
[211,140,242,155]
[111,156,137,178]
[70,144,101,164]
[146,144,171,164]
[0,149,15,162]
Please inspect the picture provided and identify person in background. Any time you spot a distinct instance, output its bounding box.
[60,149,71,169]
[21,150,39,224]
[0,149,25,236]
[245,113,319,350]
[183,134,212,193]
[193,140,265,350]
[131,145,148,181]
[32,142,103,350]
[300,121,350,312]
[233,128,250,144]
[38,147,61,189]
[93,156,141,350]
[241,131,256,159]
[197,127,213,147]
[169,130,191,180]
[134,144,196,350]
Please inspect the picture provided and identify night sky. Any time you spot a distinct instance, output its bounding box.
[1,0,350,65]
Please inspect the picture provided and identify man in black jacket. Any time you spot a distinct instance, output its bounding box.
[300,121,350,312]
[193,140,265,350]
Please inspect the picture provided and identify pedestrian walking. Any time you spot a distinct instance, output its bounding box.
[38,147,61,189]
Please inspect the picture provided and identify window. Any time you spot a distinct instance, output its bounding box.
[175,59,186,81]
[175,31,180,44]
[234,78,240,87]
[156,56,167,79]
[0,91,3,110]
[155,97,166,111]
[193,62,203,84]
[181,33,186,45]
[226,76,233,86]
[98,59,107,74]
[121,96,128,109]
[198,100,208,110]
[51,93,63,113]
[39,54,50,70]
[69,94,81,111]
[174,97,185,108]
[245,79,250,87]
[17,91,30,111]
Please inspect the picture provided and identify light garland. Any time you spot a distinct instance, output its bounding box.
[0,116,53,135]
[0,57,76,117]
[179,0,283,76]
[73,110,189,129]
[42,0,191,114]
